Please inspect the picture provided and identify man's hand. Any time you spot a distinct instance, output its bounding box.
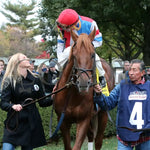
[94,84,102,94]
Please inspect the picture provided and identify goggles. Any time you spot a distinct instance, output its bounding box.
[56,18,79,31]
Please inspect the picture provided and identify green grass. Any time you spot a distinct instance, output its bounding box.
[16,136,117,150]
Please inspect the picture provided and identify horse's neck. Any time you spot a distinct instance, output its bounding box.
[59,59,74,86]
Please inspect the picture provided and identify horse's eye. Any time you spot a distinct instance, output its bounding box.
[73,42,77,48]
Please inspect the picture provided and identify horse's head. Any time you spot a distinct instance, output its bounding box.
[70,28,96,93]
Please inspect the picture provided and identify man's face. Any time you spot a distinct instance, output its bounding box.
[129,63,144,84]
[124,62,130,71]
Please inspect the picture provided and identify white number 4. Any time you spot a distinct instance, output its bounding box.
[129,102,144,129]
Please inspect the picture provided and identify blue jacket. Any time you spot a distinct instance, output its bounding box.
[94,83,120,111]
[94,79,150,141]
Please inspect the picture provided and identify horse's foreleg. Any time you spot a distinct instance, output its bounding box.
[73,118,91,150]
[87,125,94,150]
[60,121,72,150]
[87,114,98,150]
[95,110,108,150]
[87,122,95,150]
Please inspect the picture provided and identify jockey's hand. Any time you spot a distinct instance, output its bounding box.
[94,84,102,95]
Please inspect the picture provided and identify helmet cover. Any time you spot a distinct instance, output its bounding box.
[57,9,79,26]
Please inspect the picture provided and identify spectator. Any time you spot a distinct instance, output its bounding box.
[145,67,150,81]
[0,60,5,96]
[0,53,53,150]
[118,60,130,83]
[43,60,59,94]
[28,60,35,73]
[36,63,49,75]
[41,64,49,73]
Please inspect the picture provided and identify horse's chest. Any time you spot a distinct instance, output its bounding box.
[66,104,92,120]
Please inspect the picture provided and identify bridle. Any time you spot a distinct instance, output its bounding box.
[72,67,95,90]
[71,42,97,91]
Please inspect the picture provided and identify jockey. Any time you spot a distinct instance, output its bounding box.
[56,8,106,88]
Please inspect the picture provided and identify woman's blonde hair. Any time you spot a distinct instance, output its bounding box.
[2,53,26,89]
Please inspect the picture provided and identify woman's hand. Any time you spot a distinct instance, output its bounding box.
[94,84,102,94]
[12,104,23,112]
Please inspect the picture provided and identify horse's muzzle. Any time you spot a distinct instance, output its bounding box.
[76,79,92,93]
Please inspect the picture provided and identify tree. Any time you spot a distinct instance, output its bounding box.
[39,0,150,64]
[0,26,42,57]
[97,0,150,64]
[0,0,46,57]
[0,29,10,56]
[0,0,39,38]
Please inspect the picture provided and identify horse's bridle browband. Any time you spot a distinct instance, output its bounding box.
[73,67,93,79]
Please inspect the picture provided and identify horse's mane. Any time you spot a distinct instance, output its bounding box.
[76,34,94,53]
[69,33,94,61]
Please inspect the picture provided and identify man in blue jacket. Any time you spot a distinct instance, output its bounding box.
[94,59,150,150]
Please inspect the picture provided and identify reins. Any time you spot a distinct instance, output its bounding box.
[22,81,72,108]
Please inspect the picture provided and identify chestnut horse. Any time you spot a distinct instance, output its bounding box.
[54,28,115,150]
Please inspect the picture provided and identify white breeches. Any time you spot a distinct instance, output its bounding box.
[56,46,105,76]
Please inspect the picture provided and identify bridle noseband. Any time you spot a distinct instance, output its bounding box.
[72,67,94,91]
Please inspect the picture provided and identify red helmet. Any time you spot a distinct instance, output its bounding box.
[57,9,79,27]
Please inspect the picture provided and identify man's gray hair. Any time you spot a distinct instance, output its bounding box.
[130,59,145,71]
[124,60,130,64]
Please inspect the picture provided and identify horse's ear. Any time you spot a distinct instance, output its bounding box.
[88,27,96,41]
[71,29,78,42]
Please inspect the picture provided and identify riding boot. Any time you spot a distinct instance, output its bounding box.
[99,76,106,88]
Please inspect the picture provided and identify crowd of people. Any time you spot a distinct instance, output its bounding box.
[0,8,150,150]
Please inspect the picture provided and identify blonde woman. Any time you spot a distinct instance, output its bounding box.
[0,53,53,150]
